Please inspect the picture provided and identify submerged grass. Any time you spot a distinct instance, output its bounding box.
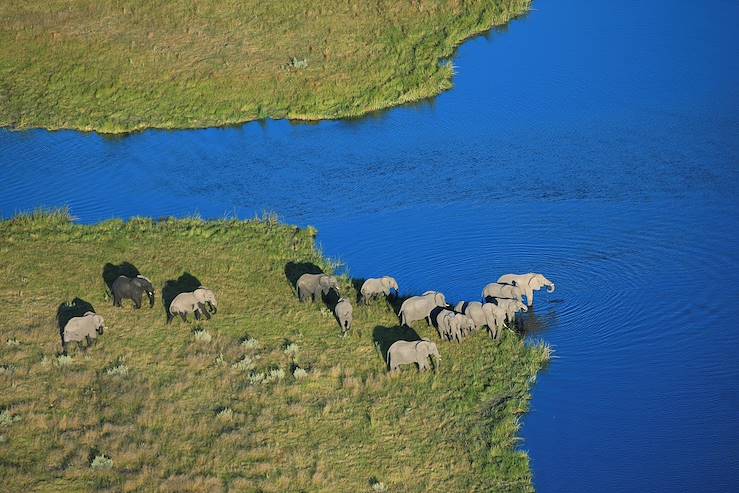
[0,210,549,491]
[0,0,531,133]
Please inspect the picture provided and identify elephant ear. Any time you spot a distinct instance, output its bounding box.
[529,275,542,289]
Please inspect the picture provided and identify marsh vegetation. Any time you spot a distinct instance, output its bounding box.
[0,0,531,132]
[0,211,549,491]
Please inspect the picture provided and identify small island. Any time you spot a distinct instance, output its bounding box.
[0,210,549,491]
[0,1,531,133]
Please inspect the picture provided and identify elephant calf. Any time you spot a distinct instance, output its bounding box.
[334,298,353,336]
[360,276,398,304]
[167,287,217,323]
[296,273,339,302]
[62,311,105,355]
[387,340,440,373]
[434,309,462,342]
[111,275,155,309]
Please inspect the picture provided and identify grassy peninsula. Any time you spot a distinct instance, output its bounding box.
[0,211,549,492]
[0,1,531,133]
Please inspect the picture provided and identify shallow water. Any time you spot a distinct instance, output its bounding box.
[2,0,738,490]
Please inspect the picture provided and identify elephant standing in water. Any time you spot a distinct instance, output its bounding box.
[454,301,507,339]
[497,273,555,307]
[360,276,399,304]
[296,273,339,302]
[387,340,440,373]
[495,299,528,327]
[398,291,447,327]
[111,275,155,308]
[482,283,524,303]
[62,312,105,355]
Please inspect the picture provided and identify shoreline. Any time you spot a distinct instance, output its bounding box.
[0,2,532,135]
[0,210,549,490]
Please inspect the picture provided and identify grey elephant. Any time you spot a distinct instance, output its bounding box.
[482,282,524,303]
[434,309,457,341]
[453,313,475,338]
[454,301,507,339]
[334,298,353,336]
[62,311,105,355]
[497,273,555,307]
[387,339,440,373]
[398,291,447,327]
[111,275,155,309]
[194,287,218,314]
[494,298,528,328]
[296,273,339,302]
[360,276,399,304]
[167,289,216,323]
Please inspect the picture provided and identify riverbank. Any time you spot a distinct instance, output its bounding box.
[0,1,531,133]
[0,210,549,491]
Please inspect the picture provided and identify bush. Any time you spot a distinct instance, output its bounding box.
[90,455,113,469]
[192,329,212,343]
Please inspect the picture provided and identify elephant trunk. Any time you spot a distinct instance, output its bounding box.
[547,283,556,293]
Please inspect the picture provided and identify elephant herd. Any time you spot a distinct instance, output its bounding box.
[58,271,219,355]
[58,264,555,374]
[296,271,555,374]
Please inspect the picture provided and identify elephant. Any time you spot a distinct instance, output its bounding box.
[360,276,399,304]
[494,298,528,328]
[296,273,339,302]
[334,298,353,336]
[193,287,217,314]
[497,273,555,307]
[482,283,524,303]
[167,289,216,323]
[434,309,459,341]
[455,301,507,339]
[111,275,155,309]
[398,291,447,327]
[453,313,475,338]
[62,311,105,355]
[387,339,440,373]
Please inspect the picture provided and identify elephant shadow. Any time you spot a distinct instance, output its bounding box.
[284,261,323,291]
[350,278,366,304]
[102,262,140,293]
[428,305,451,330]
[56,297,96,339]
[322,288,341,313]
[372,325,422,368]
[161,272,202,317]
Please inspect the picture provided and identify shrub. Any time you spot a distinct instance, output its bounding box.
[106,364,129,376]
[56,355,73,366]
[283,343,299,356]
[293,367,308,380]
[192,329,212,343]
[241,338,259,349]
[216,408,234,421]
[90,455,113,469]
[232,356,254,371]
[0,410,20,427]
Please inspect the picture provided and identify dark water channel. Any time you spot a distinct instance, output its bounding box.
[2,0,738,490]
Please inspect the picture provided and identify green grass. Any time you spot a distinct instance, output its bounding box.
[0,211,549,492]
[0,0,531,133]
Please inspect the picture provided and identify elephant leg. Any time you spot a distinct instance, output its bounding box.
[134,295,141,309]
[526,288,534,307]
[194,309,201,320]
[166,312,173,324]
[179,312,187,322]
[62,342,68,356]
[199,303,212,320]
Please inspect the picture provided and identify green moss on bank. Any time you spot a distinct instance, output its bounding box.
[0,210,549,492]
[0,1,531,133]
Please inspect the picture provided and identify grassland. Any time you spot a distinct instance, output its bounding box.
[0,0,531,133]
[0,210,549,492]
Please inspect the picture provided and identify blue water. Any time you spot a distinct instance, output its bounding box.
[2,0,738,490]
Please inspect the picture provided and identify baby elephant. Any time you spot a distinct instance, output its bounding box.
[387,340,440,373]
[360,276,399,304]
[334,298,353,337]
[61,311,105,355]
[167,287,217,323]
[111,275,155,309]
[296,273,339,302]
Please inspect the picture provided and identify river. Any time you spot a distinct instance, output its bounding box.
[1,0,738,490]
